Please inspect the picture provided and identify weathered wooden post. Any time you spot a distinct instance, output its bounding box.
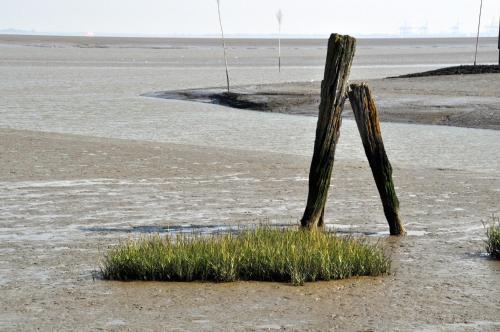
[301,34,356,230]
[348,83,406,235]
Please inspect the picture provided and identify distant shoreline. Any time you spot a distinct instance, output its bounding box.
[0,31,497,47]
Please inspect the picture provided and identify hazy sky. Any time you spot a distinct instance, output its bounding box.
[2,0,499,37]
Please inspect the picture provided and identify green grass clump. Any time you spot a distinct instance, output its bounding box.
[101,227,390,285]
[486,216,500,259]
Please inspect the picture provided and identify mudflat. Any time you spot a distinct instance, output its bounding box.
[1,127,499,331]
[148,72,500,130]
[0,35,499,330]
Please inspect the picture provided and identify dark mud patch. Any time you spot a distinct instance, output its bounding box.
[209,92,267,110]
[143,84,320,116]
[144,74,500,130]
[389,64,499,78]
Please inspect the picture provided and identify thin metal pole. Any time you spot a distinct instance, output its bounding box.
[217,0,230,93]
[278,26,281,72]
[278,27,281,72]
[276,10,283,73]
[498,17,500,66]
[474,0,483,66]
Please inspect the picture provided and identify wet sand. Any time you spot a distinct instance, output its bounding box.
[1,128,500,331]
[1,35,499,330]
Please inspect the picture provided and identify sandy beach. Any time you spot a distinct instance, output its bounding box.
[1,35,499,331]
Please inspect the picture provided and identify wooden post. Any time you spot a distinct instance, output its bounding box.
[301,34,356,229]
[348,83,406,235]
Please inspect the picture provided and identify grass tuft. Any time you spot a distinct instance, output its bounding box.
[101,227,390,285]
[485,215,500,259]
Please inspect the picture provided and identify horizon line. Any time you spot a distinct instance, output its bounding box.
[1,29,498,39]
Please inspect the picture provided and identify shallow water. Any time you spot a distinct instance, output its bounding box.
[0,36,498,246]
[0,37,498,174]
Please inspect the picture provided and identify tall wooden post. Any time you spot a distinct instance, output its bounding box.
[348,83,406,235]
[301,34,356,229]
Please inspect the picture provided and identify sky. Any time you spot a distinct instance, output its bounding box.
[1,0,499,37]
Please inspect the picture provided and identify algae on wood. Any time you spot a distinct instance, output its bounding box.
[348,83,406,235]
[301,34,356,229]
